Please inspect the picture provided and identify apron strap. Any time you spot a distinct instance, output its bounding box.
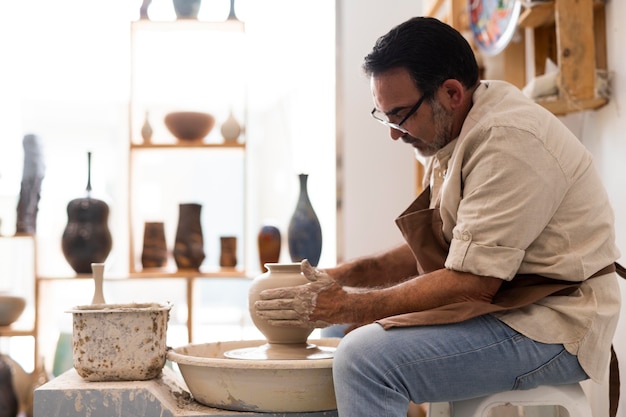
[609,262,626,417]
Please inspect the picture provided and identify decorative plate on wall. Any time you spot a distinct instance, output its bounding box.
[469,0,521,56]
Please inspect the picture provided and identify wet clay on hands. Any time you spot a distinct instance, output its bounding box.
[256,260,343,328]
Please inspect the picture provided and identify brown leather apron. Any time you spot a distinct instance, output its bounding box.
[377,187,621,415]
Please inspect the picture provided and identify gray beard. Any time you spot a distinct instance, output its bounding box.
[418,98,454,157]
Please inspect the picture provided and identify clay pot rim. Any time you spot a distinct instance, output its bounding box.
[167,339,338,369]
[263,262,302,271]
[66,301,172,314]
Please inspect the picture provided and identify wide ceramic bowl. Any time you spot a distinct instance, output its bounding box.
[0,293,27,327]
[167,338,339,412]
[164,111,215,142]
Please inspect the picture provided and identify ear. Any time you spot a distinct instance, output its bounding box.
[438,79,465,110]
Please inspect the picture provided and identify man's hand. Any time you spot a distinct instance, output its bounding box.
[254,259,342,328]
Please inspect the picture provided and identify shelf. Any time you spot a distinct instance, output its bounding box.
[536,96,608,115]
[130,142,245,149]
[425,0,609,115]
[518,0,605,29]
[37,269,250,281]
[131,19,245,33]
[0,327,35,337]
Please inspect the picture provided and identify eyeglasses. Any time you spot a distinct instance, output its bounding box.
[370,95,426,134]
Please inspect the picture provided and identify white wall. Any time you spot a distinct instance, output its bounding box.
[581,1,626,415]
[337,1,626,414]
[337,0,421,261]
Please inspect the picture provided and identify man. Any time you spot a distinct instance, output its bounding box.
[255,17,621,416]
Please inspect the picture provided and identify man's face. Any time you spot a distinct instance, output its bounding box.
[370,67,455,157]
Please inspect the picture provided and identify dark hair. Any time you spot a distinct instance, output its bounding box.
[363,17,479,99]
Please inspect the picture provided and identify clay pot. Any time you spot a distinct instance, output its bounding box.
[248,263,313,344]
[68,302,172,381]
[164,111,215,142]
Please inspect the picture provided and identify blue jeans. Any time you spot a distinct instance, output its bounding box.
[332,314,588,417]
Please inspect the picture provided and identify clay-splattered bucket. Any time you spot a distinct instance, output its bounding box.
[67,302,171,381]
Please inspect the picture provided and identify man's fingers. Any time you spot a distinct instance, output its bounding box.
[255,299,295,310]
[259,287,298,300]
[256,309,300,320]
[301,259,317,281]
[266,319,311,328]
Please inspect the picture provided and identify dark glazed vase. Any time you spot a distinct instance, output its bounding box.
[61,152,112,274]
[287,174,322,266]
[257,224,281,272]
[62,199,112,274]
[173,203,205,270]
[141,221,167,269]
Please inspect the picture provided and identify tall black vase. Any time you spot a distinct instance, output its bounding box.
[61,152,112,274]
[287,174,322,266]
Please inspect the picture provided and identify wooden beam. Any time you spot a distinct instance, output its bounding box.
[555,0,596,101]
[518,2,555,29]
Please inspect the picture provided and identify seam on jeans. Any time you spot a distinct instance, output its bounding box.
[511,347,586,390]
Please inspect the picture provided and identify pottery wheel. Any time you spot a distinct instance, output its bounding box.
[224,342,335,360]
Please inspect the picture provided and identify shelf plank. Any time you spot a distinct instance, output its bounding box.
[537,96,608,115]
[131,19,244,33]
[37,269,251,281]
[0,327,35,337]
[131,142,245,149]
[519,2,555,29]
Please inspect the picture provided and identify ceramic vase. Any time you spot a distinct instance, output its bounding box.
[141,221,167,269]
[220,110,242,143]
[257,224,281,272]
[172,0,201,19]
[219,236,237,267]
[287,174,322,266]
[226,0,239,21]
[248,263,313,344]
[141,111,153,144]
[61,152,112,274]
[16,134,45,235]
[173,203,205,270]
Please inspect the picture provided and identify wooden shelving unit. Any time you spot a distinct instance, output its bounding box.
[423,0,609,115]
[519,0,608,114]
[0,235,40,370]
[127,19,248,276]
[124,18,250,345]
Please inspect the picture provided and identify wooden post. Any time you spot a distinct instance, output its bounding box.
[554,0,596,101]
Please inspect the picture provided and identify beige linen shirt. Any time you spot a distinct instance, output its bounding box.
[424,80,621,382]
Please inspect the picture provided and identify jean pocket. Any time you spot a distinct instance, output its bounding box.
[513,348,589,390]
